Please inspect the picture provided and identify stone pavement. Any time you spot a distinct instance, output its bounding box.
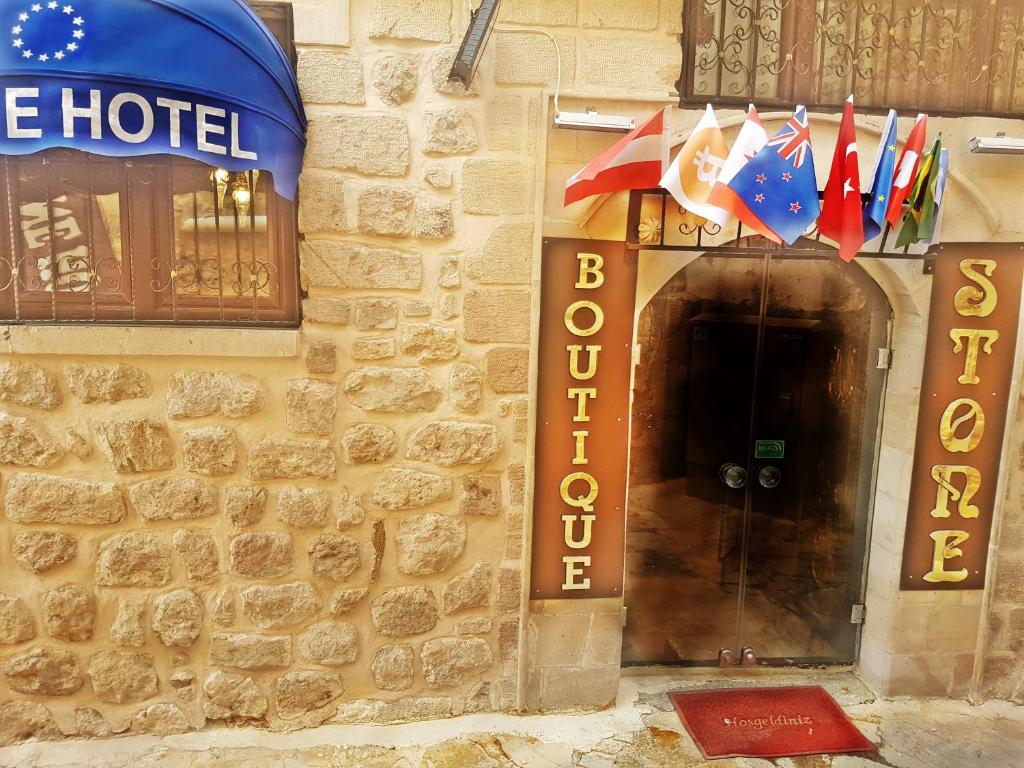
[1,670,1021,767]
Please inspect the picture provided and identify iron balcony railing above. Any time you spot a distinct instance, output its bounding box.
[680,0,1024,117]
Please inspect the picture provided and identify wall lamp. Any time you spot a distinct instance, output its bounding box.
[554,108,637,133]
[448,0,501,87]
[969,133,1024,155]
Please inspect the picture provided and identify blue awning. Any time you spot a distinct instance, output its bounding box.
[0,0,306,199]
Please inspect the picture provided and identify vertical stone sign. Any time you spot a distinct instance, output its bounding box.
[530,238,637,599]
[901,245,1024,590]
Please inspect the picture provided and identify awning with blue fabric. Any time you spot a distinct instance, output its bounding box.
[0,0,306,199]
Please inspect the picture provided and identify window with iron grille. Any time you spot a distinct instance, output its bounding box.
[680,0,1024,117]
[0,2,300,327]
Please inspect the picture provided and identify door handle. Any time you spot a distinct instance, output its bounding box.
[719,463,747,489]
[758,465,781,489]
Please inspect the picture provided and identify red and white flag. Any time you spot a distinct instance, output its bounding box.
[885,112,927,226]
[564,108,669,206]
[819,96,863,262]
[705,103,768,227]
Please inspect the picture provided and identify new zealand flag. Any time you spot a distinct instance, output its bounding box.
[718,106,820,245]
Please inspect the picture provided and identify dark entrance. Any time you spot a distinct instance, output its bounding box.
[622,253,891,665]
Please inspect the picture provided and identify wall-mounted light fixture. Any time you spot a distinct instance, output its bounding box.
[969,133,1024,155]
[554,108,637,133]
[449,0,501,87]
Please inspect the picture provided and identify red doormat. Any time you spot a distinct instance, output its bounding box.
[668,685,875,759]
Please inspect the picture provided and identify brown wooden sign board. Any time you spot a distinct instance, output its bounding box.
[901,245,1024,590]
[530,238,637,599]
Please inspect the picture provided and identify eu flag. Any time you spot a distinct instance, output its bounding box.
[720,106,820,245]
[863,110,898,241]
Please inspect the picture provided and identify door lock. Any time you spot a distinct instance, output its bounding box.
[719,463,748,489]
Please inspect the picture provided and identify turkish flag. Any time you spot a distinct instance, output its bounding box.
[885,113,928,226]
[819,96,863,262]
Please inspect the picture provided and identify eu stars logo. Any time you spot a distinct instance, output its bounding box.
[11,2,84,63]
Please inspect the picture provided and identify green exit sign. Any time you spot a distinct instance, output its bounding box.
[755,440,785,459]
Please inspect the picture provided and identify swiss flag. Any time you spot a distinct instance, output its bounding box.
[564,108,668,206]
[885,113,928,226]
[819,96,863,262]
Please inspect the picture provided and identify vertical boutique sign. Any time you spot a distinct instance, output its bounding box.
[901,245,1024,590]
[530,238,637,599]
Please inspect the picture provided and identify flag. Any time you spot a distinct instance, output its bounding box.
[819,96,864,262]
[705,104,769,227]
[895,137,942,247]
[923,148,950,246]
[564,108,669,206]
[885,113,928,226]
[659,104,730,222]
[716,105,820,245]
[862,109,898,242]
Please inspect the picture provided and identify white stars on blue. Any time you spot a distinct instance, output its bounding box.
[11,1,84,63]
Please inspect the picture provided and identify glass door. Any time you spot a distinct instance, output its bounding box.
[623,253,891,666]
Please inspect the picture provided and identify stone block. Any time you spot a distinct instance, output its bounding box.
[0,362,61,410]
[225,484,268,527]
[212,587,235,628]
[128,477,216,521]
[131,704,190,736]
[337,487,367,529]
[370,519,386,582]
[486,347,530,392]
[395,513,466,576]
[248,438,336,480]
[538,665,619,710]
[167,371,264,420]
[495,31,576,85]
[89,650,159,704]
[330,587,369,615]
[580,0,658,29]
[429,46,477,96]
[416,200,455,239]
[333,697,453,724]
[64,363,150,402]
[405,299,433,317]
[42,584,94,642]
[240,582,322,630]
[578,35,679,91]
[357,186,414,237]
[111,598,145,647]
[277,486,331,528]
[424,164,453,188]
[4,646,83,695]
[210,633,291,669]
[0,701,62,747]
[499,0,578,26]
[352,337,396,361]
[371,586,438,637]
[369,0,451,41]
[286,379,338,435]
[508,462,525,504]
[0,593,35,645]
[354,297,399,330]
[467,223,533,284]
[181,426,238,476]
[0,412,63,467]
[297,48,364,105]
[406,420,502,466]
[306,114,409,176]
[443,561,491,614]
[299,621,359,665]
[372,54,417,105]
[275,670,345,720]
[344,366,442,412]
[151,589,203,647]
[372,466,453,510]
[372,645,414,691]
[456,617,493,635]
[420,637,493,688]
[464,290,532,343]
[450,363,483,413]
[302,240,422,290]
[401,323,460,363]
[95,418,173,473]
[308,534,362,581]
[229,532,294,578]
[423,108,478,154]
[299,173,346,234]
[340,423,397,465]
[459,474,502,516]
[64,426,90,459]
[302,297,351,325]
[485,95,523,151]
[12,532,76,573]
[203,671,267,720]
[496,567,521,612]
[306,340,338,374]
[96,533,171,587]
[172,528,218,581]
[462,159,531,215]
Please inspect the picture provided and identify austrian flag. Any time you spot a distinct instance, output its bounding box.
[564,108,668,206]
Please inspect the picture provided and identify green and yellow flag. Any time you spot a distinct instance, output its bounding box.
[895,137,942,247]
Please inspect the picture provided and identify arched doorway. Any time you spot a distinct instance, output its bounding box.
[622,252,892,666]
